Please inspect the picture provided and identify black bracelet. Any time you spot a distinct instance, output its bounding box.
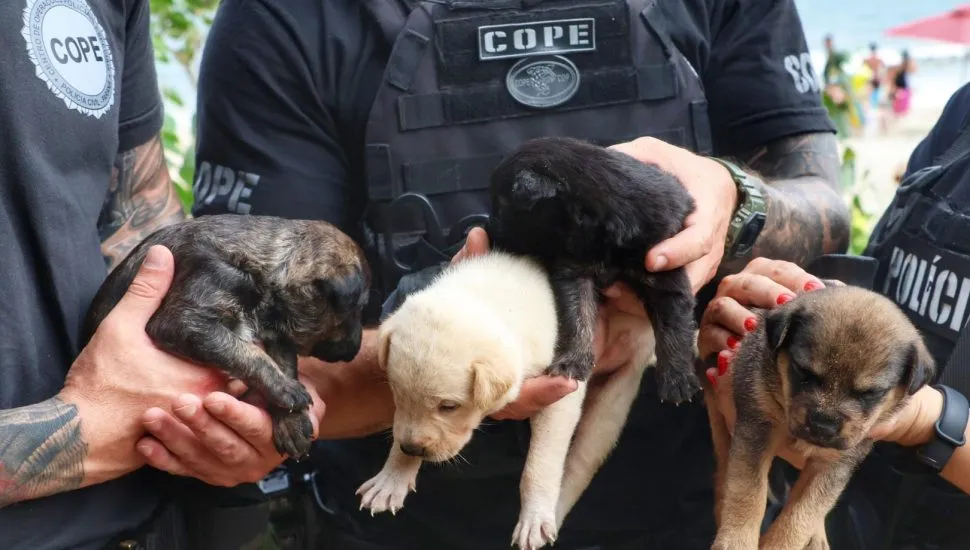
[914,385,969,472]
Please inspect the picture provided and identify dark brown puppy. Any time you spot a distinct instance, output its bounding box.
[707,285,935,550]
[486,136,700,404]
[82,214,371,459]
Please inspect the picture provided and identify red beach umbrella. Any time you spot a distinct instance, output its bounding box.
[886,4,970,44]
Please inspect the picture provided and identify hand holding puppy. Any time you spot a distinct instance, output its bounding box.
[702,257,937,549]
[609,137,739,294]
[60,246,237,487]
[454,227,647,421]
[698,257,938,468]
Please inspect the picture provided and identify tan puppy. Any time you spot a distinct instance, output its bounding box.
[355,251,659,550]
[707,286,936,550]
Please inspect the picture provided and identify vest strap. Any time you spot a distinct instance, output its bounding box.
[361,0,414,44]
[690,99,713,154]
[386,29,431,92]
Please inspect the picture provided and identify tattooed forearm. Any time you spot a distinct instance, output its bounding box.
[98,135,186,271]
[720,132,850,274]
[0,397,88,508]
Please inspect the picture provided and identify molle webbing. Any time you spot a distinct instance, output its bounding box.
[365,127,687,205]
[397,64,678,131]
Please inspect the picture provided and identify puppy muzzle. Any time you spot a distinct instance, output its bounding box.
[311,337,361,363]
[399,442,428,458]
[793,410,848,450]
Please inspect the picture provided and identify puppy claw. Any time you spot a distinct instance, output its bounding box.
[546,355,594,381]
[356,467,417,516]
[512,507,558,550]
[655,366,701,405]
[274,379,313,412]
[271,411,313,459]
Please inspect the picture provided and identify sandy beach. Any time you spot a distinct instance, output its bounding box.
[843,105,943,218]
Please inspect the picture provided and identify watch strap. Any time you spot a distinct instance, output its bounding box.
[915,384,969,472]
[709,157,767,259]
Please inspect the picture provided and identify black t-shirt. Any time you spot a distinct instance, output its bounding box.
[0,0,164,548]
[194,0,834,547]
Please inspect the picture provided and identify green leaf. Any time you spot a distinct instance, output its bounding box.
[161,113,180,152]
[162,86,184,107]
[179,147,196,189]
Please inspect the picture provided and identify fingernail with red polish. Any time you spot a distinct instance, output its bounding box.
[706,370,718,389]
[717,353,730,375]
[776,293,795,305]
[804,281,823,291]
[744,317,758,332]
[726,336,739,349]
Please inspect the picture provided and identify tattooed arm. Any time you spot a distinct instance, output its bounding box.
[1,141,202,508]
[1,243,226,508]
[718,132,850,275]
[0,398,87,508]
[98,135,186,271]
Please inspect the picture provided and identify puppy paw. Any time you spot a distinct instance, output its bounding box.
[512,507,558,550]
[546,351,595,381]
[356,466,417,516]
[271,411,314,459]
[655,364,701,405]
[274,379,313,412]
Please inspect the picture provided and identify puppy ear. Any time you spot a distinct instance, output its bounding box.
[901,339,936,395]
[764,307,802,351]
[376,322,393,371]
[470,358,515,411]
[511,170,559,208]
[317,271,365,311]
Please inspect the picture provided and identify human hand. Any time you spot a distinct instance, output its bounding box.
[609,137,740,294]
[454,228,644,420]
[869,385,944,447]
[59,245,230,483]
[135,380,326,487]
[697,257,835,360]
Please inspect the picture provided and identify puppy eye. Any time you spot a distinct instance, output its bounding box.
[438,401,461,413]
[852,388,886,403]
[792,363,822,387]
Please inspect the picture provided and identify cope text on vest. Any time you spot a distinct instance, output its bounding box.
[50,36,104,65]
[478,18,595,60]
[883,246,970,335]
[193,161,260,215]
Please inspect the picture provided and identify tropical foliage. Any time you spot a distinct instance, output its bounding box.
[151,0,217,213]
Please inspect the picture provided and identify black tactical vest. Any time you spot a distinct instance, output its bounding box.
[360,0,712,302]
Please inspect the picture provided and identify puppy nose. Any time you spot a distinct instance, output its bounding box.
[399,442,427,457]
[806,410,842,438]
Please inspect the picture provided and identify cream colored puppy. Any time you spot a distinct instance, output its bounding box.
[356,251,659,550]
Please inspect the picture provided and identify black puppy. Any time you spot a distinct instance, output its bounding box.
[82,214,371,458]
[486,136,700,403]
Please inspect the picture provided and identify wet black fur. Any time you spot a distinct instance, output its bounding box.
[486,136,700,403]
[82,215,371,458]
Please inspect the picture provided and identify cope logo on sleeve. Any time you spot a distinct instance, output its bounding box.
[21,0,115,119]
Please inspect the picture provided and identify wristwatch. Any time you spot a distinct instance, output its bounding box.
[709,157,767,261]
[915,385,969,472]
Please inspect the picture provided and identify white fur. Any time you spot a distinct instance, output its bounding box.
[356,251,659,550]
